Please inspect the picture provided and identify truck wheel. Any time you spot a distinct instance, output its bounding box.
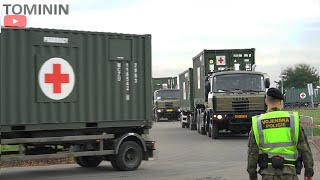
[197,121,201,134]
[181,122,186,128]
[200,125,205,135]
[189,115,196,130]
[154,112,160,122]
[74,156,103,168]
[110,157,120,170]
[115,141,142,171]
[189,123,196,130]
[207,124,211,137]
[186,123,190,128]
[196,112,201,134]
[211,123,219,139]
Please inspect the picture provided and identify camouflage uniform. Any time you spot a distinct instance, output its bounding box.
[247,108,314,180]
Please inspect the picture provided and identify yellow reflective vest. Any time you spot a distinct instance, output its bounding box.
[252,111,300,165]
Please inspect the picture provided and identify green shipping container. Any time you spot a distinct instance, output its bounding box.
[152,77,178,92]
[193,48,255,101]
[285,88,320,104]
[0,28,152,133]
[179,68,194,111]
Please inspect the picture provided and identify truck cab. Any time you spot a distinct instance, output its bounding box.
[204,71,270,138]
[153,89,180,121]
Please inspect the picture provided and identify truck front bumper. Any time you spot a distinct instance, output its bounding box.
[212,111,265,132]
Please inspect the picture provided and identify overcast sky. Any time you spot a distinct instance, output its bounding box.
[2,0,320,87]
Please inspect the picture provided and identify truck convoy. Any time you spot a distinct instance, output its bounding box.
[152,77,180,121]
[0,28,155,170]
[179,49,270,138]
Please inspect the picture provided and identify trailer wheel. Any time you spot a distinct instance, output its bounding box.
[115,141,142,171]
[211,123,219,139]
[74,156,103,168]
[110,157,120,170]
[154,112,160,122]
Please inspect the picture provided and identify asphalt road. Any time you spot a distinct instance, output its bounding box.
[1,121,319,180]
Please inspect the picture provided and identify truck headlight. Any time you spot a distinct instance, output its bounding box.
[178,109,181,112]
[217,115,223,120]
[157,109,162,113]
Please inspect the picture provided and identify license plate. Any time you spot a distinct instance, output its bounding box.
[235,115,247,118]
[166,109,173,112]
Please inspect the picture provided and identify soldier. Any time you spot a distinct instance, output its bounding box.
[247,88,314,180]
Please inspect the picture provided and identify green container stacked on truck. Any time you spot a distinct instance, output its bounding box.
[193,49,255,101]
[152,77,178,92]
[179,68,194,111]
[0,28,152,133]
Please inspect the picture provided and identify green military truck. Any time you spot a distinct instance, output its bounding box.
[0,28,155,170]
[180,49,270,138]
[153,89,180,121]
[152,77,180,121]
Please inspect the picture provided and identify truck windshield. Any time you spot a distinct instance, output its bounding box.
[156,90,179,99]
[213,74,265,92]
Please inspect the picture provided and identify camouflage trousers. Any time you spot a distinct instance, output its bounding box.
[261,174,299,180]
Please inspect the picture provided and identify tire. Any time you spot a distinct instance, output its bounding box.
[211,123,219,139]
[196,111,201,134]
[197,111,205,135]
[181,122,185,128]
[114,141,143,171]
[110,157,120,170]
[189,123,196,130]
[186,123,190,128]
[200,125,205,135]
[189,115,196,130]
[154,112,160,122]
[206,122,211,137]
[74,156,103,168]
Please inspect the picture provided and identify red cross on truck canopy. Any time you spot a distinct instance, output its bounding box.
[38,58,75,100]
[216,56,226,65]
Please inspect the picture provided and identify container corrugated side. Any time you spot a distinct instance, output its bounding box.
[179,68,193,111]
[0,28,152,132]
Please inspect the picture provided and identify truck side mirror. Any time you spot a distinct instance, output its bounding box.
[265,78,270,88]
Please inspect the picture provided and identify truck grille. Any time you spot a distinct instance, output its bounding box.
[165,102,173,107]
[232,100,249,112]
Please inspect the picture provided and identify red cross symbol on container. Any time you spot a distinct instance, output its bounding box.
[300,92,306,99]
[45,64,70,94]
[38,57,75,100]
[216,56,226,65]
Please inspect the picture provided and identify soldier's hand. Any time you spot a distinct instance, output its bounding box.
[304,177,312,180]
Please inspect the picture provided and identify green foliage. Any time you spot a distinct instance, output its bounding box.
[0,145,19,151]
[275,64,320,89]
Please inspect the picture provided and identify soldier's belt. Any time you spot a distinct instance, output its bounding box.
[267,158,296,166]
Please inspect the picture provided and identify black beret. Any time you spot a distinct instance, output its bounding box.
[267,88,284,100]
